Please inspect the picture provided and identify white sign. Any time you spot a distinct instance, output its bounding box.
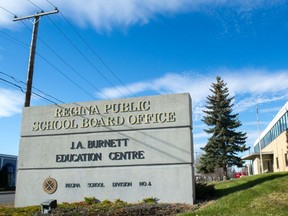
[15,93,195,207]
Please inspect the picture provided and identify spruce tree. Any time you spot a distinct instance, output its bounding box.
[198,76,248,179]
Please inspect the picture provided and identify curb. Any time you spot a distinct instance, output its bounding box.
[0,191,15,195]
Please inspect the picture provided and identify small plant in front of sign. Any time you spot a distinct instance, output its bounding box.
[114,199,127,205]
[84,196,98,205]
[101,199,112,206]
[142,197,159,204]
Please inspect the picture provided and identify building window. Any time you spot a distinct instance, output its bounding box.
[285,154,288,167]
[276,157,279,169]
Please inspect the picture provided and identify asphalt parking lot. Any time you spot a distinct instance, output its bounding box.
[0,192,15,206]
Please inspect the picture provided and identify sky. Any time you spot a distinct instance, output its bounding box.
[1,0,288,158]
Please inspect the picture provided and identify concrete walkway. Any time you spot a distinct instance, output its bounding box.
[0,191,15,206]
[0,191,15,195]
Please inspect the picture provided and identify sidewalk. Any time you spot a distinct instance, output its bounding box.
[0,191,15,195]
[0,191,15,206]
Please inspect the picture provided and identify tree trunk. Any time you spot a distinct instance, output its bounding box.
[223,166,228,180]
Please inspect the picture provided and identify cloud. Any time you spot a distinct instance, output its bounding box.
[58,0,192,31]
[0,88,23,117]
[260,106,283,113]
[242,121,271,127]
[98,72,213,103]
[98,69,288,149]
[0,0,284,30]
[98,69,288,112]
[224,69,288,95]
[97,67,288,153]
[234,93,288,113]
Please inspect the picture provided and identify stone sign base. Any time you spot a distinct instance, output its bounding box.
[15,164,194,206]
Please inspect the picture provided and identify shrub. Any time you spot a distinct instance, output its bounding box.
[114,198,127,205]
[100,199,112,206]
[142,197,159,204]
[195,181,215,200]
[84,196,98,205]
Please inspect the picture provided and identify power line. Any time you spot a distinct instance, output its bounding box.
[36,52,99,100]
[27,0,42,11]
[0,20,100,101]
[0,77,25,93]
[0,71,64,104]
[27,0,125,97]
[0,14,96,103]
[22,22,108,99]
[23,1,109,99]
[32,86,64,104]
[36,1,128,98]
[0,30,30,49]
[0,4,103,101]
[46,0,57,8]
[1,3,125,101]
[0,71,27,87]
[31,90,60,105]
[46,0,136,97]
[47,16,127,97]
[0,76,59,105]
[20,21,108,99]
[0,71,65,104]
[0,5,16,16]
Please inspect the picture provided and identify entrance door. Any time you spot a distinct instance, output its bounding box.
[0,163,15,189]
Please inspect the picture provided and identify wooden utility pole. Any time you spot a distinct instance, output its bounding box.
[13,9,59,107]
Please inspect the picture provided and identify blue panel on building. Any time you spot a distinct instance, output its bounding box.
[0,154,17,190]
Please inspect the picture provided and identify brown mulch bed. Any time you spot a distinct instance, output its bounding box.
[37,203,198,216]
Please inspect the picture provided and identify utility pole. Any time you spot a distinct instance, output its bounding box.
[13,9,59,107]
[256,104,264,174]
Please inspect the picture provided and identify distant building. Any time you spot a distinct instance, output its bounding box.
[243,101,288,175]
[0,154,17,189]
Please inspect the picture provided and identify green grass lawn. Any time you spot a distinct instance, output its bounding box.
[181,172,288,216]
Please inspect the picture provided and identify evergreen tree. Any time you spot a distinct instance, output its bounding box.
[198,76,248,179]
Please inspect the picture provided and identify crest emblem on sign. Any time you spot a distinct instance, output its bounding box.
[43,177,58,194]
